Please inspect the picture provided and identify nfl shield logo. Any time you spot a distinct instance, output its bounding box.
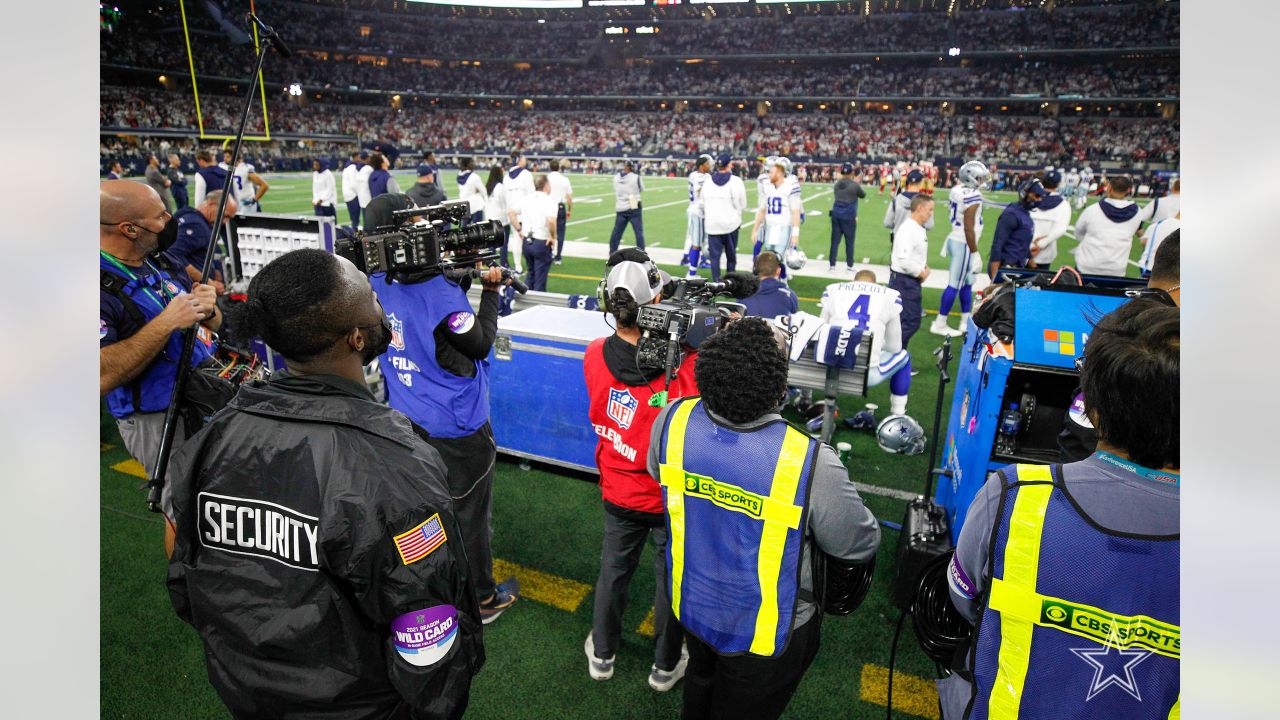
[388,313,405,351]
[607,388,638,430]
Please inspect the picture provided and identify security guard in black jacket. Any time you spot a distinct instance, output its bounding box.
[164,248,484,720]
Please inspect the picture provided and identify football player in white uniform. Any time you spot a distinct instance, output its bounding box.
[1077,165,1095,209]
[223,149,268,213]
[683,154,712,277]
[752,155,778,260]
[749,157,802,278]
[1062,168,1081,208]
[931,160,989,337]
[819,269,912,416]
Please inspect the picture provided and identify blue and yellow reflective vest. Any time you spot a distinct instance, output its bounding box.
[657,397,819,657]
[968,464,1180,719]
[101,253,215,418]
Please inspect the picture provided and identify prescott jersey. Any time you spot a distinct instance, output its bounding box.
[761,179,802,227]
[231,163,256,205]
[947,185,985,243]
[687,170,709,217]
[819,280,903,361]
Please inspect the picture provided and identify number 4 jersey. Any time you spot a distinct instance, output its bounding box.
[819,281,904,362]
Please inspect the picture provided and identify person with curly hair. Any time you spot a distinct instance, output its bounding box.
[647,317,881,720]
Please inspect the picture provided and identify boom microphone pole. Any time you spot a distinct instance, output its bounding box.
[145,13,287,513]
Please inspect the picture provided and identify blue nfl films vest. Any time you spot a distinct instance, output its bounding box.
[658,398,819,657]
[375,273,490,438]
[969,464,1180,720]
[101,255,215,418]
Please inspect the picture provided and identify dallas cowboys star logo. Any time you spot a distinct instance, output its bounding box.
[1070,642,1152,702]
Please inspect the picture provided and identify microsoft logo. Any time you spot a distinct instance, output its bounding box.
[1043,329,1077,356]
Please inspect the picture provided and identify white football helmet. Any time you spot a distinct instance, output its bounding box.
[877,415,926,456]
[957,160,990,190]
[785,246,807,271]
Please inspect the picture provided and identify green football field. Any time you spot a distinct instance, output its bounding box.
[236,168,1152,281]
[102,171,1154,718]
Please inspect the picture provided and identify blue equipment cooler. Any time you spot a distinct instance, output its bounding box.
[488,305,613,472]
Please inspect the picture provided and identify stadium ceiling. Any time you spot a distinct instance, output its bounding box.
[300,0,1168,17]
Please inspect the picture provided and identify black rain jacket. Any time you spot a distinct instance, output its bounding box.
[166,373,484,719]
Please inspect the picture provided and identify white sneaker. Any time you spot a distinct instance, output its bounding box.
[930,316,963,338]
[648,643,689,692]
[585,632,615,681]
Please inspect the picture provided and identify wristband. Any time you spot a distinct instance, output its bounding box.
[791,227,801,238]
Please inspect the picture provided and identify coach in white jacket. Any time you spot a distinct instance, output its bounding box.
[701,154,747,281]
[311,159,337,218]
[1073,176,1143,277]
[1029,170,1072,268]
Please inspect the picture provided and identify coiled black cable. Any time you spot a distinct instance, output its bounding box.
[884,549,973,719]
[911,550,972,665]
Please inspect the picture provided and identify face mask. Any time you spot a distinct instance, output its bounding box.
[135,215,178,256]
[360,309,393,365]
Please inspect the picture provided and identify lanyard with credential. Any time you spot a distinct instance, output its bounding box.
[100,250,177,314]
[1094,450,1180,487]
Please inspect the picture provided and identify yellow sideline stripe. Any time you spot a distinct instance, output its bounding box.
[637,606,656,638]
[492,558,591,613]
[858,664,940,720]
[111,459,147,479]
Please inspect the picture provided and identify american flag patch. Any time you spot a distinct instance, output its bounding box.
[393,514,447,566]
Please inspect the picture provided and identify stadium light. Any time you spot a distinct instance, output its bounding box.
[948,47,961,57]
[288,83,303,96]
[158,74,167,83]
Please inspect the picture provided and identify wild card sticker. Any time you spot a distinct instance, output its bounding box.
[1068,392,1094,429]
[446,311,475,335]
[392,604,459,667]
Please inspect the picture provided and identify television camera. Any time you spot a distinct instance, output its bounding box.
[335,199,528,293]
[635,274,757,385]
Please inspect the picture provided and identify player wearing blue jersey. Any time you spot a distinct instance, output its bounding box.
[930,160,989,338]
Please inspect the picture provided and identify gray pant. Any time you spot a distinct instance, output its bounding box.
[116,411,187,514]
[424,423,498,599]
[591,507,684,670]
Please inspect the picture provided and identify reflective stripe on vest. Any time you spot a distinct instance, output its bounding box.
[659,398,812,657]
[982,464,1180,720]
[987,465,1054,720]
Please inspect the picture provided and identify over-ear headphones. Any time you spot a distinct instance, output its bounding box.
[596,277,609,313]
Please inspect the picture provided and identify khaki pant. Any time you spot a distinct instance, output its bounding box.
[116,411,188,515]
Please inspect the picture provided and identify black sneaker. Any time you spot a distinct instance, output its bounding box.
[479,581,519,625]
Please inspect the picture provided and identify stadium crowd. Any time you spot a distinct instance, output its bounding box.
[101,85,1179,168]
[105,0,1179,63]
[103,45,1178,99]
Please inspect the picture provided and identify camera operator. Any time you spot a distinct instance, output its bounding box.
[582,249,694,691]
[165,249,484,720]
[375,220,519,625]
[99,179,221,481]
[648,318,880,720]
